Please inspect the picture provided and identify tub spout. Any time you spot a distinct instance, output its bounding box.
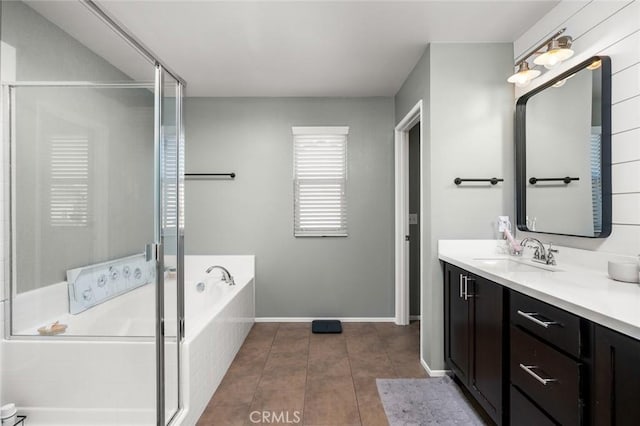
[205,265,235,285]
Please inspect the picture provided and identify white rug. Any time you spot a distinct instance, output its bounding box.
[376,376,488,425]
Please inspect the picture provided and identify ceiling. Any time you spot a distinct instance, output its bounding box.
[28,1,559,97]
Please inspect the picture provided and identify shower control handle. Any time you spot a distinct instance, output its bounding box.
[145,243,160,262]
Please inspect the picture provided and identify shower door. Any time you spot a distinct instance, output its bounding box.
[159,67,185,425]
[5,75,183,424]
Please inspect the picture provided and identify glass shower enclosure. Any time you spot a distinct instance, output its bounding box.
[1,1,184,424]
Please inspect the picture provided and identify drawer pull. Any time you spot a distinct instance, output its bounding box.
[517,310,558,328]
[459,274,464,298]
[519,364,557,385]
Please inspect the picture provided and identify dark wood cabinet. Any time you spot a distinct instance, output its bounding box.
[444,263,504,424]
[445,263,471,383]
[442,261,640,426]
[593,325,640,426]
[471,275,504,421]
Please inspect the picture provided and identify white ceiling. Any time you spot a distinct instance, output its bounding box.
[29,1,559,97]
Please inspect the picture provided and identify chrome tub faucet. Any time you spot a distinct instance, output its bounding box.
[205,265,236,285]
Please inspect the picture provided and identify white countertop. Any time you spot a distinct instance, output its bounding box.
[438,240,640,340]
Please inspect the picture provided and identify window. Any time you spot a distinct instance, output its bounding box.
[590,128,602,234]
[162,127,179,234]
[50,137,90,227]
[293,126,348,237]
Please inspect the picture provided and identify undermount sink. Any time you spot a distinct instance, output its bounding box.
[472,258,559,273]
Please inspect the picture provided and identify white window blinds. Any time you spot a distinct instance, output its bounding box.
[163,128,179,234]
[50,137,90,227]
[590,129,602,234]
[293,127,348,237]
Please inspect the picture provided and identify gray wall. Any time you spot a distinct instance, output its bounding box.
[395,43,514,370]
[185,97,396,317]
[2,1,155,292]
[408,124,421,316]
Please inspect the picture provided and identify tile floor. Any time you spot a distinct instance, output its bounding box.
[197,321,426,426]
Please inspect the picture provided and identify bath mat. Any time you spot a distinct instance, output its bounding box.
[376,376,487,425]
[311,319,342,333]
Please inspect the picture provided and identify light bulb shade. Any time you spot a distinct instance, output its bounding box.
[533,36,574,69]
[552,79,566,88]
[507,62,541,85]
[587,59,602,70]
[534,48,574,69]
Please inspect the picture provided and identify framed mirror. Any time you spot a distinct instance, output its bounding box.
[516,56,612,238]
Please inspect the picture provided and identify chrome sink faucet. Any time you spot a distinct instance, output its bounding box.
[518,238,558,266]
[205,265,236,285]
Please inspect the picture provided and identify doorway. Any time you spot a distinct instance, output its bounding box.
[408,124,421,321]
[394,100,423,330]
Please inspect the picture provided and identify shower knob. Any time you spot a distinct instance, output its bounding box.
[82,289,93,301]
[122,265,131,278]
[109,266,119,281]
[134,267,142,280]
[97,274,107,287]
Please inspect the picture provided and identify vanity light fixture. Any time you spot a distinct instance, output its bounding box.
[507,62,541,87]
[508,28,573,86]
[534,35,574,69]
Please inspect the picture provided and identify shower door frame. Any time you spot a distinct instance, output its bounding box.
[3,75,185,425]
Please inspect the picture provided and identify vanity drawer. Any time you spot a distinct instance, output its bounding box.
[510,385,557,426]
[511,326,581,426]
[511,291,581,357]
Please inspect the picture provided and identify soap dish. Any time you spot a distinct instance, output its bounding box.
[608,261,639,283]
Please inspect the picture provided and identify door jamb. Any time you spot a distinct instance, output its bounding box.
[394,100,423,327]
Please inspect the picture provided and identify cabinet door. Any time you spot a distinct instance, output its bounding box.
[444,263,471,384]
[594,325,640,426]
[471,275,503,424]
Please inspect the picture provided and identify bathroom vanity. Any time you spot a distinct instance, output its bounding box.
[440,240,640,426]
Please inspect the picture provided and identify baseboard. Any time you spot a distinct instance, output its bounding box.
[255,317,396,323]
[410,315,421,320]
[420,358,449,377]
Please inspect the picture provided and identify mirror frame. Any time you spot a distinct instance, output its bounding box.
[515,55,612,238]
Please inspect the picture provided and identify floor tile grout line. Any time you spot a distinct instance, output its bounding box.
[247,322,280,423]
[302,324,312,425]
[344,328,364,426]
[376,324,403,379]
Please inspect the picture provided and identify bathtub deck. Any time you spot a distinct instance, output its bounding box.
[196,321,424,426]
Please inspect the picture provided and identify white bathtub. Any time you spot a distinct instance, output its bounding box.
[1,255,255,425]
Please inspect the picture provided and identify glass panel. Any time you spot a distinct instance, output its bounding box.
[161,70,181,423]
[10,84,156,337]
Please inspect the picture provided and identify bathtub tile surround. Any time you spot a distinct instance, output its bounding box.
[197,321,425,425]
[175,256,255,426]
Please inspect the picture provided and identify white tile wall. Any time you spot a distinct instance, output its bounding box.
[515,0,640,255]
[613,128,640,163]
[612,62,640,103]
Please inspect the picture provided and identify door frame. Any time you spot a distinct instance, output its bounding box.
[394,100,423,326]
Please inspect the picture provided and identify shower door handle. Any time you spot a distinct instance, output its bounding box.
[146,243,160,262]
